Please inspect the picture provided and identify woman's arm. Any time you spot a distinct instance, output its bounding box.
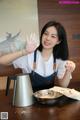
[0,40,38,65]
[57,61,76,87]
[0,50,23,65]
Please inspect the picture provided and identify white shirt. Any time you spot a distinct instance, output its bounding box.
[12,50,71,79]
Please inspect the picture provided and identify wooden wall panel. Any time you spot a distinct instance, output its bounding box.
[0,77,14,90]
[38,0,80,81]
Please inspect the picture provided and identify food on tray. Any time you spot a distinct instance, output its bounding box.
[50,86,80,100]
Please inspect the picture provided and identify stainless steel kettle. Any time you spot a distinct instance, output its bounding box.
[12,74,33,107]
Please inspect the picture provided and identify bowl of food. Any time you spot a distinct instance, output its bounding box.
[33,89,63,105]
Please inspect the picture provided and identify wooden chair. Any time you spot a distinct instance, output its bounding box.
[0,64,22,96]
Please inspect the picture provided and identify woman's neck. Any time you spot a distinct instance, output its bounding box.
[41,48,53,61]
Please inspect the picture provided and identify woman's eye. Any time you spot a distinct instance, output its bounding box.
[52,35,56,38]
[44,32,48,35]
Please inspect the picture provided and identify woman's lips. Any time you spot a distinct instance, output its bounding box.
[44,41,51,46]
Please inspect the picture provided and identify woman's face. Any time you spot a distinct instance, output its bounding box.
[42,26,60,49]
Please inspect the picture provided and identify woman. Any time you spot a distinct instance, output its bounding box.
[0,21,76,92]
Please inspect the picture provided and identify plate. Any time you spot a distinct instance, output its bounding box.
[33,89,63,105]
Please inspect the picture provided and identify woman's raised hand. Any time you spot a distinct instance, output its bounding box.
[22,33,39,55]
[65,60,76,73]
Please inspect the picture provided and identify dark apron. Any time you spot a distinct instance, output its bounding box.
[29,51,57,92]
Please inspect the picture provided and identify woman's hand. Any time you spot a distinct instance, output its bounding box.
[22,33,39,55]
[65,60,76,73]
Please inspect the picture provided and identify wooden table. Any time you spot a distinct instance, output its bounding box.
[0,90,80,120]
[15,99,80,120]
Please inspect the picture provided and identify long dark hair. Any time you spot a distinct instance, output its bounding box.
[37,21,69,60]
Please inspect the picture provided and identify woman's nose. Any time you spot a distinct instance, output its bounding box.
[46,35,50,41]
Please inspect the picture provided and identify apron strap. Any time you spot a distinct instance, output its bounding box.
[53,55,56,72]
[33,50,37,70]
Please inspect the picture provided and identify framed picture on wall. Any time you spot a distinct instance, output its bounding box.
[0,0,39,55]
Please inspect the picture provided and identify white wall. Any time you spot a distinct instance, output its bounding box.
[0,0,39,42]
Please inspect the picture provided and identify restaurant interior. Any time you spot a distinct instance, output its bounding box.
[0,0,80,120]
